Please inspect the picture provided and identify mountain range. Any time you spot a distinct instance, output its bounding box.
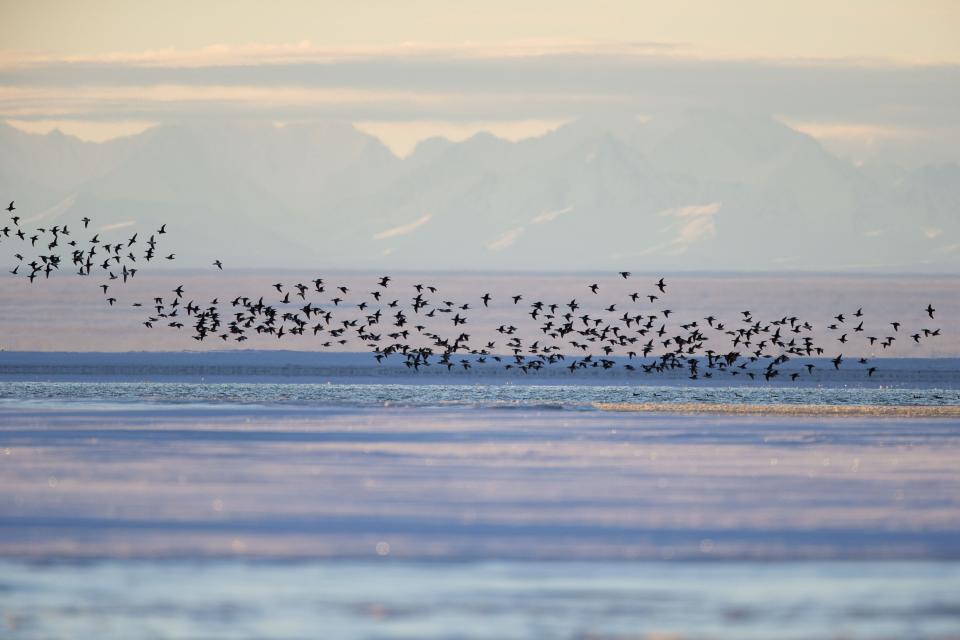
[1,111,957,271]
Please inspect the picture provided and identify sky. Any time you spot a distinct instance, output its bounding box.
[0,0,958,351]
[3,1,960,61]
[1,0,958,160]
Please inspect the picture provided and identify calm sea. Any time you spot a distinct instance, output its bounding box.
[2,349,959,639]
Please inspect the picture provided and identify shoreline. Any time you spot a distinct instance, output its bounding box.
[594,402,960,417]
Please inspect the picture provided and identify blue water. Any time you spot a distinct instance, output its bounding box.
[1,380,958,409]
[2,356,959,639]
[2,560,958,640]
[3,352,959,410]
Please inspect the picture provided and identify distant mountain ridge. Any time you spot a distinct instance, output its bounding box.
[1,112,957,271]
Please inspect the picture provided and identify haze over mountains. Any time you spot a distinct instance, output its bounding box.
[2,111,957,272]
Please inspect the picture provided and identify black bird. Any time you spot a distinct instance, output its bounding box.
[6,201,14,212]
[5,223,941,387]
[926,304,935,319]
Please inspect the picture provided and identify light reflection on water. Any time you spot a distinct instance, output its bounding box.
[2,560,958,640]
[2,370,959,639]
[1,380,958,409]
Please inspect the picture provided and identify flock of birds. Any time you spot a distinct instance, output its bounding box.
[1,200,943,381]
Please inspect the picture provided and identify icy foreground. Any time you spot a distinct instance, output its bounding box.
[2,404,958,561]
[3,388,960,638]
[3,560,959,640]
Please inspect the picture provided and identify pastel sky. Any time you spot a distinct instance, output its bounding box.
[4,1,959,60]
[1,1,958,159]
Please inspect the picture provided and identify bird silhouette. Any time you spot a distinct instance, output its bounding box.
[0,198,944,384]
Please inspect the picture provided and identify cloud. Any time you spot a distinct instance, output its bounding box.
[1,44,958,132]
[0,84,471,108]
[373,214,431,240]
[530,205,573,224]
[655,202,721,255]
[99,220,137,232]
[487,227,524,251]
[674,215,717,247]
[22,193,77,224]
[660,202,722,218]
[0,40,957,164]
[0,40,697,69]
[0,83,604,127]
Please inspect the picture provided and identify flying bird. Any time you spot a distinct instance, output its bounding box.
[0,202,942,385]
